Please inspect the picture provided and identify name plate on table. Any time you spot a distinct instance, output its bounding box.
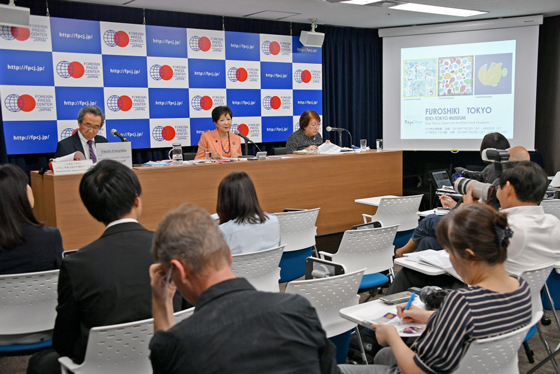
[52,160,93,175]
[96,142,133,169]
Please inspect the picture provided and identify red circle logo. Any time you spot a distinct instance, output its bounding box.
[162,126,176,141]
[159,65,174,80]
[114,31,130,47]
[198,37,211,52]
[118,96,133,111]
[237,124,249,136]
[12,27,30,41]
[269,41,280,55]
[17,94,36,112]
[200,96,213,110]
[69,61,85,78]
[236,68,248,82]
[301,70,312,83]
[270,96,281,110]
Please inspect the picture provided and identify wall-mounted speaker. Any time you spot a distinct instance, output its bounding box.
[299,31,325,47]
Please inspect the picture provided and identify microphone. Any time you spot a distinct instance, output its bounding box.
[233,130,262,153]
[325,126,353,148]
[111,129,128,142]
[326,126,344,132]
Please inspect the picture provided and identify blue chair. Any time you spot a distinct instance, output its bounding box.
[0,270,59,354]
[275,208,320,282]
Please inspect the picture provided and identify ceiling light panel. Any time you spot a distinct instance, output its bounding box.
[390,3,487,17]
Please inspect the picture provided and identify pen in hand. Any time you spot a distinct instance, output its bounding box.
[404,292,416,311]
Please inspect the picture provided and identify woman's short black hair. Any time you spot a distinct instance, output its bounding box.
[0,164,43,250]
[480,132,510,154]
[217,171,267,225]
[212,106,233,123]
[299,110,321,131]
[437,204,509,266]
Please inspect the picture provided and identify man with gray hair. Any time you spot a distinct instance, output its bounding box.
[149,204,338,374]
[54,106,108,161]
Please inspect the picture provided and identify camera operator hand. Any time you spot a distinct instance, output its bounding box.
[439,195,457,209]
[462,185,479,204]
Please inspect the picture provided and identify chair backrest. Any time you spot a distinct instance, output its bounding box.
[330,225,398,275]
[454,311,540,374]
[0,270,59,338]
[373,195,422,231]
[275,208,320,252]
[231,245,285,292]
[541,199,560,220]
[272,147,287,155]
[285,269,364,338]
[520,265,554,316]
[79,308,194,374]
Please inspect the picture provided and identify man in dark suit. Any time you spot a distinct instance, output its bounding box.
[53,106,108,161]
[27,160,182,374]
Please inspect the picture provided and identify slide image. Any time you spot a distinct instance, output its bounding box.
[438,56,473,96]
[403,58,437,98]
[475,53,513,95]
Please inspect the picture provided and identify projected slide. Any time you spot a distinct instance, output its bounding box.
[401,40,515,140]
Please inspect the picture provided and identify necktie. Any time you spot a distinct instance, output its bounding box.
[87,140,97,163]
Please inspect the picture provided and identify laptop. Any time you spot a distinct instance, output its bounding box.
[430,170,453,190]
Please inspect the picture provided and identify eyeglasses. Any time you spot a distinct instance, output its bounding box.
[82,123,101,131]
[309,123,321,128]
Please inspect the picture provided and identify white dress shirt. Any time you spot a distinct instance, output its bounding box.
[220,213,281,255]
[78,131,96,161]
[504,205,560,276]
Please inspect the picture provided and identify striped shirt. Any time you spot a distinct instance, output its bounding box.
[412,277,532,374]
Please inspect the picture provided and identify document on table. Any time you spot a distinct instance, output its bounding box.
[366,311,426,337]
[318,143,353,154]
[404,250,463,282]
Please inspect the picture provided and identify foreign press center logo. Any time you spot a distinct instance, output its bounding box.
[227,67,248,83]
[261,40,280,56]
[262,96,281,110]
[191,95,213,111]
[294,69,312,84]
[56,61,85,79]
[0,26,30,41]
[103,30,130,47]
[152,126,176,141]
[235,123,249,136]
[150,64,174,81]
[4,94,36,112]
[189,36,211,52]
[107,95,132,112]
[61,128,78,139]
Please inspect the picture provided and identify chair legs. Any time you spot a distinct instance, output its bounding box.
[536,323,560,374]
[354,327,368,365]
[524,341,535,364]
[544,283,560,333]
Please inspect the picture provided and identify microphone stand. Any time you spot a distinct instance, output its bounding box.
[244,142,248,157]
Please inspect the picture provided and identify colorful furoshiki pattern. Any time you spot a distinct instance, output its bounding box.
[438,56,473,96]
[403,58,437,98]
[0,16,322,155]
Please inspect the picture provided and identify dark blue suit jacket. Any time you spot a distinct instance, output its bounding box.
[54,131,108,158]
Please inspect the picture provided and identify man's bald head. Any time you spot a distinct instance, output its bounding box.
[507,146,530,162]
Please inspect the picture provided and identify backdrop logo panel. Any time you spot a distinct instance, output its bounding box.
[260,34,292,63]
[50,17,101,54]
[4,120,57,154]
[148,88,189,118]
[55,87,104,120]
[0,86,56,121]
[0,16,52,52]
[225,60,260,89]
[262,116,291,142]
[0,50,54,86]
[190,117,216,145]
[53,52,103,86]
[147,57,188,87]
[104,87,149,119]
[227,89,260,117]
[261,62,292,90]
[102,55,147,87]
[187,29,225,60]
[293,90,322,116]
[188,59,225,88]
[100,22,146,56]
[150,118,191,147]
[293,63,322,89]
[233,116,262,143]
[105,118,150,147]
[146,25,187,58]
[188,89,226,118]
[261,89,292,117]
[225,31,259,61]
[292,37,322,64]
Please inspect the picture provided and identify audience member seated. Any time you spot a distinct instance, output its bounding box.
[285,110,330,153]
[194,106,242,160]
[149,204,338,374]
[217,171,280,254]
[339,203,533,374]
[27,160,183,374]
[0,164,63,275]
[389,160,560,294]
[479,132,511,183]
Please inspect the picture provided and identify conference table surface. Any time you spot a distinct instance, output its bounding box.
[31,149,403,250]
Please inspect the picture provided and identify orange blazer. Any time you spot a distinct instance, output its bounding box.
[195,130,243,160]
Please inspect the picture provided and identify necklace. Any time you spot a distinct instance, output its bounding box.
[220,132,231,154]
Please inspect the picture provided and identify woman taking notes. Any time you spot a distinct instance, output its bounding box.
[285,110,330,153]
[217,171,280,255]
[339,203,532,374]
[195,106,242,160]
[0,164,63,274]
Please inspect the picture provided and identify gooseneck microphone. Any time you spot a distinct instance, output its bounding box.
[325,126,353,148]
[233,130,262,153]
[111,129,128,142]
[326,126,344,132]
